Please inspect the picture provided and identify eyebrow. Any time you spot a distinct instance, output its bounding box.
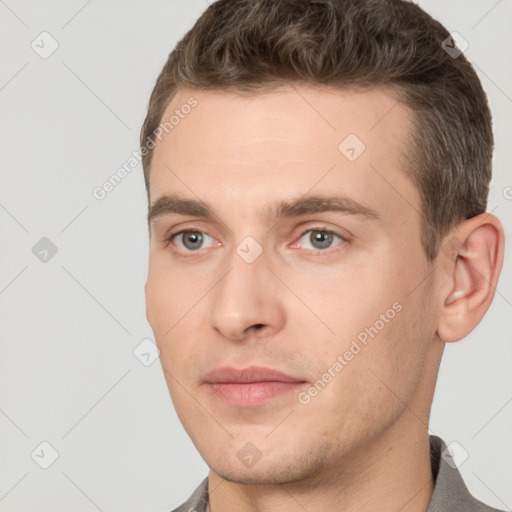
[147,193,380,226]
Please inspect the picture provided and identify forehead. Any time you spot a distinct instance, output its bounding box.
[158,84,410,156]
[149,84,418,224]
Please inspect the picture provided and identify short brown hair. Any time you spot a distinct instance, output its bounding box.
[140,0,493,260]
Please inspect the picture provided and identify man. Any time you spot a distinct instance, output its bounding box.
[141,0,506,511]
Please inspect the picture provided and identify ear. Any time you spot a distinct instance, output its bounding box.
[436,213,504,343]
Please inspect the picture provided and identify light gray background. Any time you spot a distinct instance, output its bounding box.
[0,1,511,511]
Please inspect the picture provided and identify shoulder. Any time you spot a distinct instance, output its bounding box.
[170,477,209,512]
[427,435,507,512]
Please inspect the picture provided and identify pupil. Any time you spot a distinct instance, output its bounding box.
[311,231,332,249]
[184,232,203,250]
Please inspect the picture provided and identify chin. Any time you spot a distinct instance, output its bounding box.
[213,467,302,486]
[208,451,325,486]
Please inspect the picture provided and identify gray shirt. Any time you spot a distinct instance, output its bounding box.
[171,435,506,512]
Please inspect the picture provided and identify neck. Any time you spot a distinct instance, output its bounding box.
[207,420,435,512]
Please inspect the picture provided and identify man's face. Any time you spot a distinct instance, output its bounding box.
[145,85,441,484]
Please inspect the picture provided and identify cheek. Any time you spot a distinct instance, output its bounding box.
[146,252,206,326]
[299,251,432,392]
[145,262,200,359]
[146,266,176,335]
[352,273,436,412]
[286,260,391,339]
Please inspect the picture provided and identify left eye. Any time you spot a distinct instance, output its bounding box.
[296,229,345,251]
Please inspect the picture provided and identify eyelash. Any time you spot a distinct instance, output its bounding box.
[164,227,348,259]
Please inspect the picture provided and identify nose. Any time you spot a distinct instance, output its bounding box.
[210,246,286,342]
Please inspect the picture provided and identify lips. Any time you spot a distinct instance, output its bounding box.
[203,365,307,406]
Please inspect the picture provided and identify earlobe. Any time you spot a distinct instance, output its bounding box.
[436,214,504,343]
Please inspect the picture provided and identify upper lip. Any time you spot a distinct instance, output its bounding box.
[203,365,305,384]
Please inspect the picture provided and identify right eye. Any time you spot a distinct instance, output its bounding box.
[167,230,219,256]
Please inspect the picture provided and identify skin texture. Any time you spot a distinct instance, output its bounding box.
[144,84,504,512]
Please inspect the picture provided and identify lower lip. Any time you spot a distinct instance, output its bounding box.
[206,381,305,407]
